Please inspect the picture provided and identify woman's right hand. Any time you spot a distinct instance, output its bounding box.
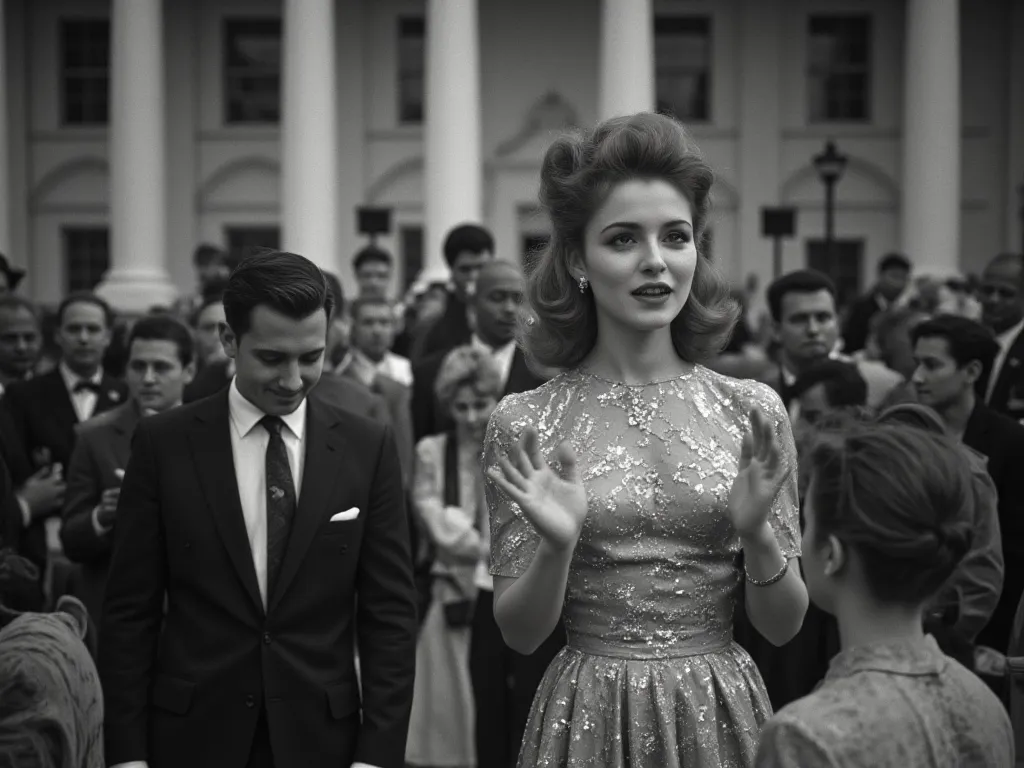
[487,428,588,552]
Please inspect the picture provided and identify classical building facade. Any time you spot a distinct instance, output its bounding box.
[1,0,1022,311]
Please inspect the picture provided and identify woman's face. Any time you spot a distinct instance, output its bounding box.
[449,383,498,441]
[579,179,698,335]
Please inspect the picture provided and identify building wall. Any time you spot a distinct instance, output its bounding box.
[7,0,1024,304]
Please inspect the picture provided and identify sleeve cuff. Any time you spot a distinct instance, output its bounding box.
[91,505,113,537]
[17,494,30,528]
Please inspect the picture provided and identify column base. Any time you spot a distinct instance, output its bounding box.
[94,268,179,315]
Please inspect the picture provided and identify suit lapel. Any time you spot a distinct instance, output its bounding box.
[269,398,346,613]
[107,403,140,470]
[95,374,127,414]
[963,402,991,457]
[990,329,1024,407]
[188,392,264,616]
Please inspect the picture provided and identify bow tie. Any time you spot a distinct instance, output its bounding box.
[73,380,101,394]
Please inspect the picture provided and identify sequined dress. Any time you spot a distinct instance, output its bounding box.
[484,366,801,768]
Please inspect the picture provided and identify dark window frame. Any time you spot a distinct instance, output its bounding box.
[223,17,283,126]
[59,18,111,127]
[63,226,111,293]
[224,225,281,262]
[807,14,872,123]
[397,17,425,125]
[654,15,712,123]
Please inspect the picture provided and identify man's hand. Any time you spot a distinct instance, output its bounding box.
[96,487,120,529]
[21,465,66,519]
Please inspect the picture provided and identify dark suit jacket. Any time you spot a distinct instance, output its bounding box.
[98,391,417,768]
[184,359,393,427]
[841,290,884,354]
[411,346,545,442]
[0,368,127,567]
[60,402,140,623]
[414,293,471,362]
[982,327,1024,423]
[335,368,414,485]
[964,401,1024,652]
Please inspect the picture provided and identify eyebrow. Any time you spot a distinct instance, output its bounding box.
[600,219,692,234]
[253,346,326,356]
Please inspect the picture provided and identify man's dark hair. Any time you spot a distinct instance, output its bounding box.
[128,314,195,367]
[791,359,868,408]
[193,243,227,268]
[191,292,224,328]
[56,292,114,329]
[766,269,837,322]
[223,251,334,337]
[353,246,393,272]
[323,272,344,317]
[442,224,494,268]
[911,314,999,389]
[878,253,911,273]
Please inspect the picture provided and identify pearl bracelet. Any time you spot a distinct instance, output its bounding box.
[745,558,789,587]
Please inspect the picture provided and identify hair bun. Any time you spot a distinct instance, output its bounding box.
[934,520,973,563]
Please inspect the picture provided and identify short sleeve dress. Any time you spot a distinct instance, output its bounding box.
[483,366,800,768]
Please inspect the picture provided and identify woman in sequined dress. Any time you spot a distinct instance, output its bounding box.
[483,112,809,768]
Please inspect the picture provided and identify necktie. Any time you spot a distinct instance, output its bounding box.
[261,416,297,598]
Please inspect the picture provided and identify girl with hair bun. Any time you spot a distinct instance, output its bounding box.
[756,424,1012,767]
[484,112,807,766]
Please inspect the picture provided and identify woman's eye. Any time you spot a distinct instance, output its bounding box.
[665,230,691,244]
[609,233,634,247]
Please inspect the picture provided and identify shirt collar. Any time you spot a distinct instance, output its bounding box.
[825,635,945,683]
[227,378,307,440]
[995,318,1024,350]
[59,361,102,391]
[472,334,515,356]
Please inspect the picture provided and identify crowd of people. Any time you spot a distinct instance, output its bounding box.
[0,111,1020,767]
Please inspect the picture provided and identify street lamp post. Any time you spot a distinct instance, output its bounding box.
[1017,177,1024,255]
[813,140,848,260]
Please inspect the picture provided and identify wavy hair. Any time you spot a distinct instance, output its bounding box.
[521,112,739,370]
[434,346,503,409]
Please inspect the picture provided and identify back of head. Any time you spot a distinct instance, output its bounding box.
[128,314,195,367]
[808,423,974,606]
[792,359,867,408]
[443,225,494,267]
[766,270,837,323]
[223,250,334,337]
[875,402,946,434]
[522,111,738,370]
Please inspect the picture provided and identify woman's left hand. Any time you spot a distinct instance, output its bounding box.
[728,408,791,537]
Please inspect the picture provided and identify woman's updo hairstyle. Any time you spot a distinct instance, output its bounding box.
[808,423,974,606]
[521,112,740,370]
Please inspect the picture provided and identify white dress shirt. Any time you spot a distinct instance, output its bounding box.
[112,384,380,768]
[59,361,103,422]
[227,379,306,608]
[986,318,1024,403]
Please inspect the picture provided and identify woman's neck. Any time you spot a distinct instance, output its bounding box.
[585,323,690,385]
[834,593,926,651]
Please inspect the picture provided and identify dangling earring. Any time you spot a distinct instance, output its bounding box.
[578,275,589,294]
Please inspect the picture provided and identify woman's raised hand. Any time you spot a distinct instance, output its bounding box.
[487,428,588,552]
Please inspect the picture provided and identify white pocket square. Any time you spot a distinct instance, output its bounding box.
[330,507,360,523]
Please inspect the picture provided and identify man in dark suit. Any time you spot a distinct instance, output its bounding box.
[841,252,912,354]
[61,315,196,627]
[99,251,417,768]
[0,292,126,571]
[412,224,494,363]
[412,260,545,442]
[978,253,1024,422]
[911,315,1024,654]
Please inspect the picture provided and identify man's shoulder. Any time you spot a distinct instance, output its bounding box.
[5,369,60,400]
[75,403,133,438]
[980,402,1024,442]
[311,395,389,442]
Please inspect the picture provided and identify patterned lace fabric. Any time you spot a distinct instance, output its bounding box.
[484,366,800,768]
[756,635,1015,767]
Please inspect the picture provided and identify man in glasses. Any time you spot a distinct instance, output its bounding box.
[978,253,1024,422]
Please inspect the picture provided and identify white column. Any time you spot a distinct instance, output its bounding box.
[281,0,338,273]
[335,1,366,290]
[0,0,10,256]
[96,0,177,313]
[901,0,960,276]
[599,0,655,120]
[423,0,482,283]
